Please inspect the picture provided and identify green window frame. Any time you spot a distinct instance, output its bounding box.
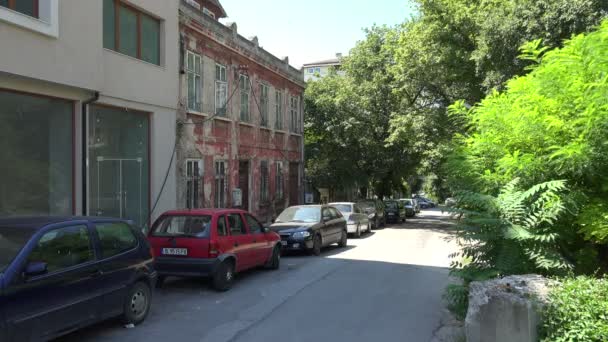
[103,0,161,65]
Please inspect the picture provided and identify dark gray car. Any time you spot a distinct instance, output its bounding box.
[270,205,348,256]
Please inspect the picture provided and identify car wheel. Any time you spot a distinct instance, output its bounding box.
[311,234,322,256]
[266,245,281,270]
[355,224,362,238]
[155,276,165,289]
[338,230,347,247]
[122,281,151,326]
[212,260,235,291]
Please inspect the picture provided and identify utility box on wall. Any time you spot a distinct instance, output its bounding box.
[232,188,242,208]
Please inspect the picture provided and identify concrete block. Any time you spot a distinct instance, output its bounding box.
[466,275,551,342]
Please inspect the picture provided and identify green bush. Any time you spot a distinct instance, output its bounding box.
[444,283,469,321]
[541,276,608,341]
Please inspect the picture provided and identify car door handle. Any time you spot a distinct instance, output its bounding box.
[234,242,239,247]
[253,239,257,243]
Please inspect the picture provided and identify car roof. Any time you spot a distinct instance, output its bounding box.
[160,208,249,216]
[328,202,355,205]
[0,216,128,231]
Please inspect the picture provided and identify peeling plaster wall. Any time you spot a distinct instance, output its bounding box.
[177,4,305,222]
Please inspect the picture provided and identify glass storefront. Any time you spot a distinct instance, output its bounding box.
[0,90,73,216]
[88,105,149,228]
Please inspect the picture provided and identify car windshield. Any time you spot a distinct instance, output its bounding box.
[358,201,375,210]
[151,215,212,238]
[331,204,352,213]
[402,200,412,206]
[276,207,320,223]
[0,227,34,273]
[385,201,399,209]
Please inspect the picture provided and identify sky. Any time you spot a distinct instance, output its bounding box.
[220,0,416,69]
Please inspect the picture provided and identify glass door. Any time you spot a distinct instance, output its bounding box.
[89,105,149,228]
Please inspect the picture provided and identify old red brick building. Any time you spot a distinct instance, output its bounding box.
[177,0,305,222]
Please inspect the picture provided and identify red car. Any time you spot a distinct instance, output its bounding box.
[148,209,281,291]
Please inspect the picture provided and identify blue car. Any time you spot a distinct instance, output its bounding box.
[0,217,156,341]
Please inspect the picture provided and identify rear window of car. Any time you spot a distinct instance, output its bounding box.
[385,201,399,209]
[331,204,352,213]
[0,227,34,272]
[151,215,212,238]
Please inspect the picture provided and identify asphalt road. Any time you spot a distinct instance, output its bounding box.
[57,208,458,342]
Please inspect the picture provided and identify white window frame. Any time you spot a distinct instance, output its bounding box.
[214,160,227,208]
[275,161,284,199]
[239,74,250,122]
[186,159,203,209]
[202,7,216,19]
[260,83,269,127]
[215,63,227,116]
[0,0,59,38]
[290,96,299,133]
[275,91,283,130]
[186,51,202,112]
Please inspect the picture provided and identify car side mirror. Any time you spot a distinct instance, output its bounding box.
[25,261,47,277]
[263,224,271,233]
[322,216,331,223]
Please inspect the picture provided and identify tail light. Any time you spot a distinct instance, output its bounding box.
[209,240,219,257]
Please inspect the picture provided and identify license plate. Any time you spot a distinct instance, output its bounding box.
[281,241,287,246]
[388,213,395,216]
[162,248,188,256]
[292,243,300,248]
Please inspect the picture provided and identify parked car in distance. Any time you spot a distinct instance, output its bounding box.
[384,200,406,223]
[148,209,281,291]
[329,202,371,238]
[445,197,457,207]
[399,199,416,217]
[415,196,436,209]
[271,205,347,256]
[412,198,421,213]
[0,217,156,342]
[357,199,386,229]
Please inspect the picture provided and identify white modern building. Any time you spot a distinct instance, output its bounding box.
[0,0,180,228]
[302,53,344,82]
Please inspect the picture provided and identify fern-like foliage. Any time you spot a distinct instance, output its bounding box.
[450,179,572,280]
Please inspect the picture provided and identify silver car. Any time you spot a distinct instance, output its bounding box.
[329,202,371,238]
[399,199,416,217]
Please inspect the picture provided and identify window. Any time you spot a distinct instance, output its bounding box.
[275,162,284,199]
[239,74,250,122]
[227,214,247,235]
[186,159,203,209]
[150,215,211,238]
[216,215,228,236]
[202,7,215,19]
[186,51,202,112]
[1,90,73,216]
[28,225,93,274]
[95,222,138,259]
[260,161,269,203]
[315,67,321,73]
[275,91,283,130]
[290,96,300,133]
[329,207,341,219]
[307,68,314,74]
[0,0,38,17]
[322,208,331,222]
[260,84,269,127]
[103,0,161,65]
[214,161,226,208]
[245,214,263,234]
[215,64,227,116]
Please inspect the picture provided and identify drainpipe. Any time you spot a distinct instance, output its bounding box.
[82,91,100,215]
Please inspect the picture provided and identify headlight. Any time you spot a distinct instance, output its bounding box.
[292,231,311,239]
[368,214,374,219]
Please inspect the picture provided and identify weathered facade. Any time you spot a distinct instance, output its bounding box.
[178,0,306,222]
